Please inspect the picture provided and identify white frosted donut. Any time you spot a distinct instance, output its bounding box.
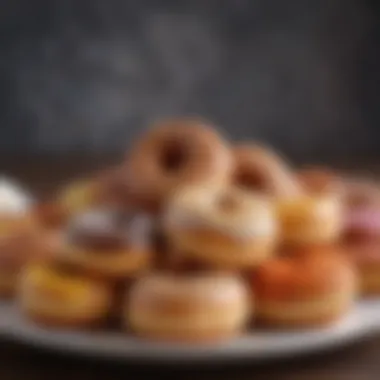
[0,177,32,216]
[164,185,277,269]
[127,273,251,342]
[166,185,276,239]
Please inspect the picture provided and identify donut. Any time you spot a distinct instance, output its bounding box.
[33,200,67,230]
[18,260,111,328]
[0,182,43,297]
[58,178,100,218]
[164,185,277,270]
[344,240,380,295]
[252,249,357,327]
[127,273,251,342]
[276,171,343,246]
[36,172,109,230]
[125,118,232,213]
[342,179,380,240]
[232,144,302,198]
[95,166,131,209]
[59,207,153,280]
[297,166,344,195]
[0,221,53,298]
[0,214,36,238]
[0,178,35,236]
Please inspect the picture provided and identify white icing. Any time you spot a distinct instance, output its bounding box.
[165,186,277,240]
[0,177,32,216]
[69,208,116,236]
[67,207,153,249]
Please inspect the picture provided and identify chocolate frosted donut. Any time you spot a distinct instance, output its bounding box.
[125,119,232,213]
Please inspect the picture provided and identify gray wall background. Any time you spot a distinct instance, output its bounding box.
[0,0,379,162]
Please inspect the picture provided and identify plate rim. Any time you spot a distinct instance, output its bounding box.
[1,300,379,362]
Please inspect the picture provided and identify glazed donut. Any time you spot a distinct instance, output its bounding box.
[276,169,343,246]
[59,207,153,280]
[252,249,357,327]
[125,119,232,213]
[232,144,302,198]
[127,273,251,342]
[346,240,380,295]
[18,260,111,328]
[164,185,277,270]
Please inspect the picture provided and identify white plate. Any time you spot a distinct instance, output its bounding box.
[1,300,380,362]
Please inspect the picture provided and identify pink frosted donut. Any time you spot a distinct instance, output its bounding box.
[343,179,380,238]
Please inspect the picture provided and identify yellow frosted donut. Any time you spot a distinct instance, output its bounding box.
[19,261,112,328]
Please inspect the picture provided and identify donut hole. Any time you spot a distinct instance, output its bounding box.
[233,169,266,191]
[160,141,189,173]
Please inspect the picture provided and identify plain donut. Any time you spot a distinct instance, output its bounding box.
[127,273,251,342]
[232,144,301,198]
[125,119,232,213]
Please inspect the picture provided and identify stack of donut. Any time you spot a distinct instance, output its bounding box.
[0,118,370,343]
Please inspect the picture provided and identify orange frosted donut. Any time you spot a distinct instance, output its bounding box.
[19,260,111,328]
[164,185,277,270]
[125,119,233,213]
[60,208,153,280]
[232,144,302,198]
[252,249,357,327]
[127,273,251,342]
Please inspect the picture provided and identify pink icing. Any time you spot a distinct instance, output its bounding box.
[345,208,380,234]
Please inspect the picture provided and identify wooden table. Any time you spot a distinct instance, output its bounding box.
[1,157,379,380]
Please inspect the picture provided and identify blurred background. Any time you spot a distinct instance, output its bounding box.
[0,0,379,164]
